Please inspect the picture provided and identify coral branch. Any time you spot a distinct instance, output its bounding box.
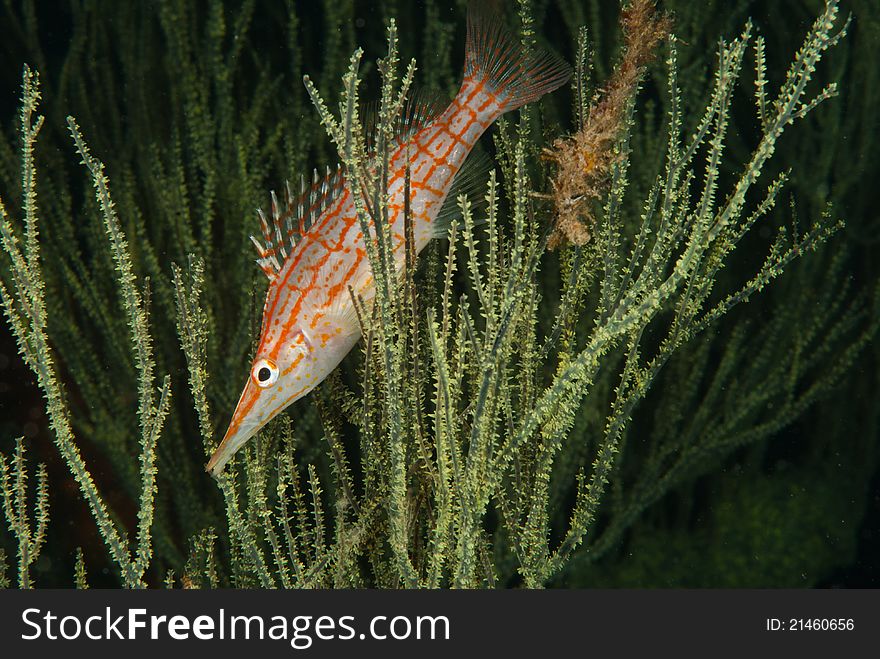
[545,0,670,249]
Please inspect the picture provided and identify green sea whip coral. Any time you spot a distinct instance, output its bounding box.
[0,0,871,588]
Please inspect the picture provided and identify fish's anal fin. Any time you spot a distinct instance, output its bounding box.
[432,148,493,238]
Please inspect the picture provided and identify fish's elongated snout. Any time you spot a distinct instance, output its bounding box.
[206,416,260,476]
[206,382,265,476]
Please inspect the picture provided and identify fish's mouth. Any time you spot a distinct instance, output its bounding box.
[206,413,267,477]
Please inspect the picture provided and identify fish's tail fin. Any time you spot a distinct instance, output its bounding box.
[463,4,571,115]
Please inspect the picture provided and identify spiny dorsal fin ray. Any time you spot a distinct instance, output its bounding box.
[251,88,452,280]
[363,87,449,153]
[250,165,346,280]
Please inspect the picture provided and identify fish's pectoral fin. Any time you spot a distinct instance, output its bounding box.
[335,282,370,336]
[309,273,369,340]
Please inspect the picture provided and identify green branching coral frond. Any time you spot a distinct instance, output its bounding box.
[74,548,88,590]
[0,0,875,589]
[0,67,170,588]
[0,437,49,589]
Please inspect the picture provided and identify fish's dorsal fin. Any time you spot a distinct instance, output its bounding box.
[397,88,448,142]
[362,87,448,153]
[250,165,346,280]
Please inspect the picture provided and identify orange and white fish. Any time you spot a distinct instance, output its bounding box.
[207,8,569,475]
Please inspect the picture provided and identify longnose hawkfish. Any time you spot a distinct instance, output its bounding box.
[207,7,570,475]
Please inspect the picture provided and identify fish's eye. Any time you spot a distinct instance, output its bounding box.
[252,358,279,388]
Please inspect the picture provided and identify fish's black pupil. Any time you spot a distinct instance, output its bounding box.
[258,367,271,382]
